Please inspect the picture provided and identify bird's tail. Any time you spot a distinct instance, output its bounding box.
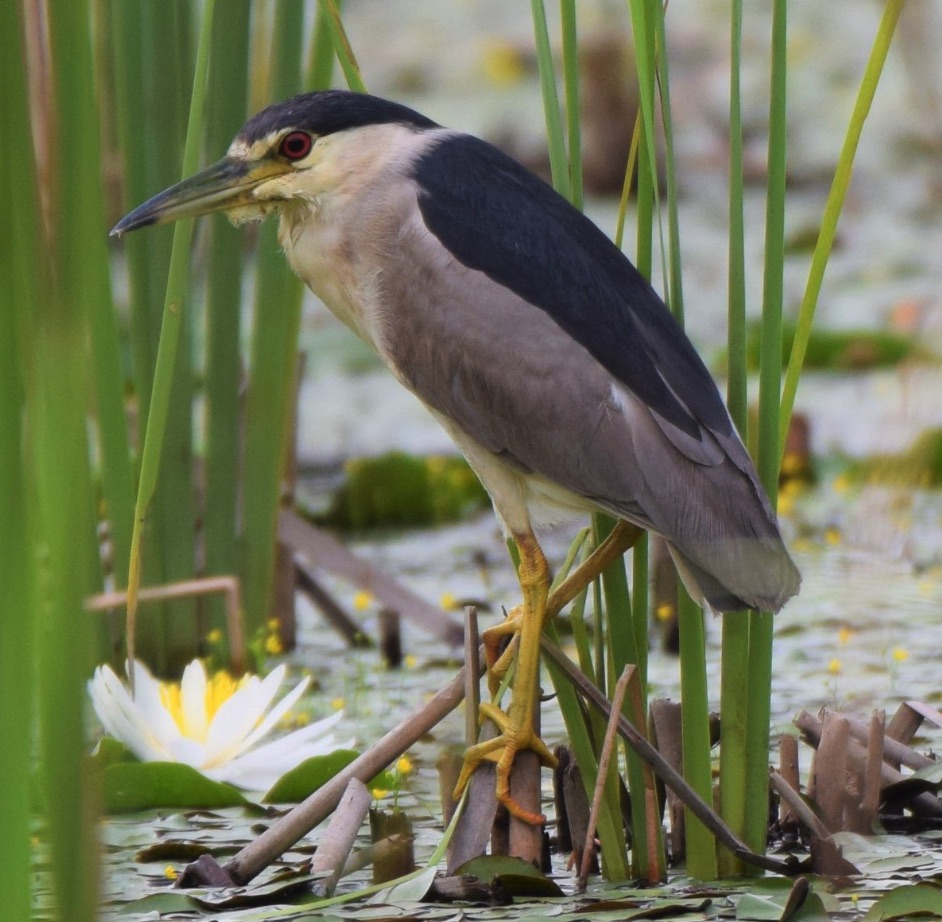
[666,533,800,614]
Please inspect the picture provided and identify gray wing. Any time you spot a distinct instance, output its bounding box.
[376,210,799,613]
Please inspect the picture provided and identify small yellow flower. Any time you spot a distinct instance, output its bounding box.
[828,659,842,675]
[439,591,458,610]
[480,39,527,86]
[655,604,675,623]
[824,527,842,546]
[891,648,909,663]
[206,628,223,644]
[267,618,280,631]
[371,788,389,799]
[780,454,803,476]
[838,627,854,645]
[331,696,345,711]
[833,474,850,494]
[164,865,178,880]
[353,590,374,611]
[265,633,284,656]
[404,654,418,669]
[396,756,413,776]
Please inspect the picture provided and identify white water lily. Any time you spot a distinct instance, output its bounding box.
[88,659,351,791]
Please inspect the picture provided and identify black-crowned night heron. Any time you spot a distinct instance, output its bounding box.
[113,90,800,823]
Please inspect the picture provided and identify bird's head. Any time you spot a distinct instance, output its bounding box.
[111,90,439,236]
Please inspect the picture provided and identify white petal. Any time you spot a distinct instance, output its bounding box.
[88,665,171,762]
[203,725,349,790]
[163,734,209,770]
[203,666,286,764]
[230,712,348,767]
[126,660,182,745]
[237,674,312,755]
[179,659,209,741]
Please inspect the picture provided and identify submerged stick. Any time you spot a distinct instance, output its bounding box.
[221,652,474,885]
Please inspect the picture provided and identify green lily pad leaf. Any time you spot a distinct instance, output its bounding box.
[453,855,564,897]
[90,736,135,770]
[862,883,942,921]
[369,864,440,904]
[579,898,711,919]
[262,749,360,803]
[784,890,831,922]
[103,761,247,813]
[735,893,785,920]
[192,871,326,909]
[116,892,201,914]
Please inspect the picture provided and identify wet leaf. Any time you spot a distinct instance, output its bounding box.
[191,871,326,909]
[114,891,202,914]
[862,883,942,921]
[369,864,440,904]
[735,893,784,920]
[263,749,360,803]
[103,761,247,812]
[135,840,239,862]
[784,890,831,922]
[453,855,564,897]
[90,737,135,769]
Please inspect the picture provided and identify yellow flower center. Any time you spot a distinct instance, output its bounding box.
[158,669,251,740]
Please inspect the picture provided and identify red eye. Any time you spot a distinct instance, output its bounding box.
[278,131,313,161]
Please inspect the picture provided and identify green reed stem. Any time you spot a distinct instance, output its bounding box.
[0,7,40,916]
[742,0,788,864]
[126,0,216,670]
[240,0,306,634]
[779,0,906,446]
[202,4,252,649]
[717,0,751,878]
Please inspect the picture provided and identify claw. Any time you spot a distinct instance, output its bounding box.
[453,703,559,824]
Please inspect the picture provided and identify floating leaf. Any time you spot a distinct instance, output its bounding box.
[262,749,360,802]
[115,892,202,915]
[103,761,247,812]
[369,864,440,904]
[862,883,942,921]
[735,893,784,920]
[454,855,564,897]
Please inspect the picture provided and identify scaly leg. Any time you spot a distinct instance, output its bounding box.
[454,520,643,824]
[454,530,557,824]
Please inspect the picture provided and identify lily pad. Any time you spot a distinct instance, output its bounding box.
[862,883,942,921]
[262,749,361,802]
[115,892,202,915]
[103,762,247,813]
[454,855,564,897]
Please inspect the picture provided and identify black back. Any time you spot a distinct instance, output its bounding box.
[413,134,733,441]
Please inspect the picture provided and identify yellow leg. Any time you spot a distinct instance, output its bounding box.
[455,530,557,824]
[454,520,643,824]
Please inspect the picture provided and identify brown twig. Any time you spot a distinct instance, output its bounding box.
[278,508,463,645]
[220,650,476,886]
[578,665,632,890]
[310,778,371,896]
[86,575,245,673]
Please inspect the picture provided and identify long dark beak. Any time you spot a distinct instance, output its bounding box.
[110,156,284,236]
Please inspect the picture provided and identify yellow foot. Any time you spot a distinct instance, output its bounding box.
[481,605,523,696]
[454,702,559,824]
